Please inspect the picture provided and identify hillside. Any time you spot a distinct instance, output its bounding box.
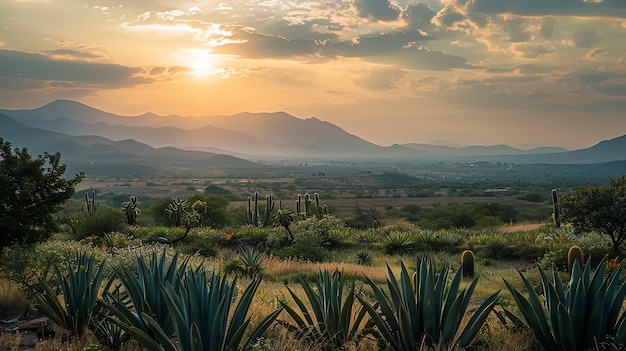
[2,100,626,164]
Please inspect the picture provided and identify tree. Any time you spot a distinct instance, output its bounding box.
[0,138,83,252]
[560,176,626,252]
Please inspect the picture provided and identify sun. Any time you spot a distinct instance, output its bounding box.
[183,50,217,77]
[191,57,214,77]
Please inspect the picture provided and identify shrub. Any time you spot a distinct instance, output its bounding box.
[277,232,329,262]
[75,207,125,239]
[237,224,270,246]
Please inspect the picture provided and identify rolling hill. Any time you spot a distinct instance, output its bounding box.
[2,100,625,164]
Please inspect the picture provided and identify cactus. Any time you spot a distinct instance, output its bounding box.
[247,192,259,227]
[122,195,139,225]
[552,189,560,228]
[261,194,274,227]
[83,191,98,214]
[304,193,311,217]
[461,250,475,278]
[247,192,275,227]
[296,194,302,217]
[568,245,584,274]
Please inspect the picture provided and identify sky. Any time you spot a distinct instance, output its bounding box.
[1,0,626,149]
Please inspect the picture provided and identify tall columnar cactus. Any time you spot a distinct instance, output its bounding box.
[261,194,274,227]
[304,193,311,217]
[296,194,302,217]
[567,245,584,274]
[247,192,275,227]
[84,191,98,214]
[247,192,259,227]
[461,250,475,278]
[551,188,560,228]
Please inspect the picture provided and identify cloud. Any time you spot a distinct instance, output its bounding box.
[511,43,556,58]
[592,84,626,96]
[213,28,433,61]
[44,49,109,61]
[210,27,321,59]
[504,18,532,42]
[453,0,626,18]
[356,67,407,90]
[585,48,607,60]
[0,49,151,87]
[540,17,556,39]
[572,28,600,48]
[328,30,432,58]
[401,2,436,28]
[353,0,402,22]
[384,46,479,71]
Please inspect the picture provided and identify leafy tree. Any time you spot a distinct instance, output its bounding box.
[561,176,626,252]
[187,193,229,227]
[0,138,83,252]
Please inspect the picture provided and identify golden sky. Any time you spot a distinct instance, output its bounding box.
[1,0,626,148]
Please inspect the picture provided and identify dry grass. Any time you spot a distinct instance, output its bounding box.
[0,278,31,319]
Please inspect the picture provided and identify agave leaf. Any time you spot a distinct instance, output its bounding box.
[607,266,626,332]
[440,291,465,344]
[243,305,285,349]
[556,304,576,351]
[583,286,607,348]
[457,289,500,348]
[357,280,402,351]
[504,279,557,351]
[284,285,316,328]
[398,304,417,351]
[399,263,420,338]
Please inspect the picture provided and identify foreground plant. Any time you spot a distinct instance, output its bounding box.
[503,257,626,351]
[358,256,500,350]
[113,269,283,351]
[279,269,367,351]
[35,251,104,338]
[102,249,190,338]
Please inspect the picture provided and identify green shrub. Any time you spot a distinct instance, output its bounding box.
[277,232,329,262]
[75,207,125,239]
[290,216,346,245]
[237,224,270,246]
[222,257,243,275]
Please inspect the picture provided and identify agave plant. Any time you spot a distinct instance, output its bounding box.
[112,268,283,351]
[238,243,265,277]
[357,256,500,350]
[503,257,626,351]
[383,230,414,255]
[279,269,367,351]
[101,249,190,338]
[34,251,105,338]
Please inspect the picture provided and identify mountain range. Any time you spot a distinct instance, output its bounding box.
[1,99,625,167]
